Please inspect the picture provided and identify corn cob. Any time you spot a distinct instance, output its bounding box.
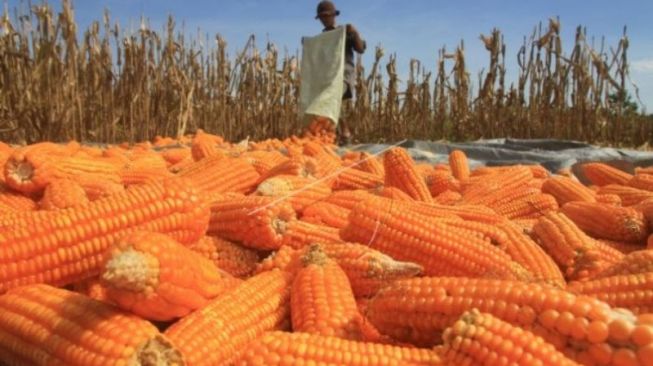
[448,149,471,180]
[365,276,653,364]
[257,155,320,182]
[0,177,210,293]
[435,190,462,204]
[596,238,644,254]
[256,243,423,298]
[353,152,385,176]
[256,174,331,213]
[290,244,376,340]
[598,184,653,206]
[100,231,239,321]
[161,147,192,166]
[119,166,174,186]
[332,168,384,191]
[426,171,461,196]
[568,272,653,315]
[596,193,623,206]
[383,147,433,202]
[178,155,260,195]
[533,212,621,280]
[415,163,435,180]
[72,276,110,303]
[542,176,597,205]
[281,220,343,249]
[190,131,223,160]
[76,174,125,200]
[164,269,291,365]
[234,331,444,366]
[629,174,653,192]
[0,284,183,365]
[188,235,260,278]
[460,166,534,205]
[378,186,416,201]
[5,151,121,194]
[324,189,376,210]
[561,201,649,243]
[241,150,289,176]
[208,195,296,250]
[301,201,351,229]
[39,179,89,210]
[302,141,342,177]
[581,162,633,186]
[491,193,559,220]
[440,309,580,366]
[0,184,36,212]
[495,221,566,287]
[636,166,653,175]
[342,196,529,280]
[527,177,546,189]
[595,250,653,278]
[649,234,653,248]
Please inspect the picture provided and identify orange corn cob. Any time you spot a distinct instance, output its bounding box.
[596,238,644,254]
[496,221,566,287]
[383,147,433,202]
[448,149,470,180]
[161,147,192,166]
[598,184,653,206]
[332,168,384,191]
[191,133,222,161]
[0,185,36,212]
[234,331,444,366]
[178,155,260,195]
[164,269,291,365]
[0,284,183,365]
[491,193,559,220]
[378,186,416,201]
[596,193,623,206]
[460,167,534,206]
[636,166,653,175]
[290,245,374,340]
[629,174,653,192]
[426,171,461,196]
[301,201,351,229]
[435,190,462,204]
[208,195,296,250]
[354,152,385,176]
[415,163,435,179]
[100,231,239,321]
[39,179,89,210]
[324,189,376,210]
[440,309,580,366]
[581,162,633,186]
[189,235,260,278]
[256,175,331,213]
[568,272,653,315]
[594,250,653,278]
[0,177,210,293]
[533,212,622,280]
[281,220,343,249]
[256,243,423,298]
[542,176,597,205]
[561,201,649,243]
[365,276,653,364]
[257,155,320,182]
[342,196,529,280]
[302,141,342,177]
[119,166,174,186]
[649,234,653,248]
[241,150,289,176]
[72,276,110,303]
[75,174,125,200]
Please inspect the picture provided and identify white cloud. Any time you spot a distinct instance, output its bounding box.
[632,58,653,73]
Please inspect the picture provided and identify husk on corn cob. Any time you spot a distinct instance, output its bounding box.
[255,174,331,213]
[100,231,240,321]
[0,177,210,293]
[164,269,291,365]
[0,284,184,365]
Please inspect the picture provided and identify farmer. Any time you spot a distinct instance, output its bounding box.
[304,0,367,145]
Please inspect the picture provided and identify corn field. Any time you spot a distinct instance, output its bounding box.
[0,1,651,146]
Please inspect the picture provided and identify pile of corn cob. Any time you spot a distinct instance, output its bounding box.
[0,131,652,366]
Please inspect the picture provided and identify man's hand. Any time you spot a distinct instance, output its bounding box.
[346,23,358,35]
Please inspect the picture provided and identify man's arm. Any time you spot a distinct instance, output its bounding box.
[346,24,366,53]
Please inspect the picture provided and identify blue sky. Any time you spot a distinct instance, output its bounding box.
[8,0,653,112]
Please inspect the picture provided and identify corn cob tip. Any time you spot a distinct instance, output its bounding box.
[300,243,329,266]
[131,334,184,366]
[365,252,424,278]
[102,248,160,294]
